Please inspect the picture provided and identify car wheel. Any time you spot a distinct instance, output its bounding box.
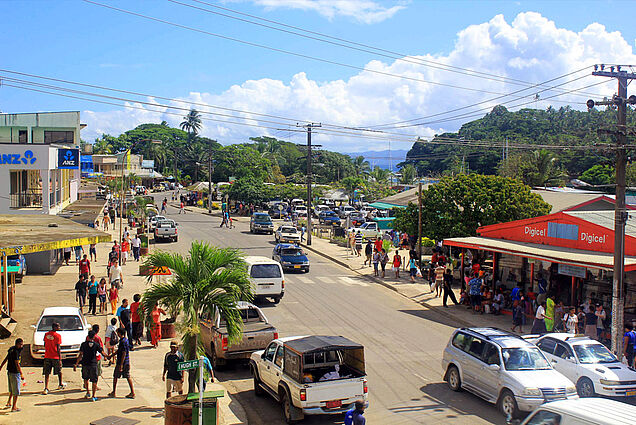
[577,377,596,398]
[498,389,520,419]
[280,390,297,424]
[273,296,281,304]
[253,372,265,397]
[211,351,225,370]
[446,365,461,392]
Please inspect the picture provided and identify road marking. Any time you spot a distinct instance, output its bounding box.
[320,276,334,284]
[294,275,314,284]
[414,373,429,382]
[341,276,369,287]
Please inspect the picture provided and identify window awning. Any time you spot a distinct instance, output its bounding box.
[444,236,636,271]
[368,202,405,210]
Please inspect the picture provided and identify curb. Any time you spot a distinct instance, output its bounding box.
[300,240,472,327]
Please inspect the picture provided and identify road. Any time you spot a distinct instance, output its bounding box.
[154,198,503,424]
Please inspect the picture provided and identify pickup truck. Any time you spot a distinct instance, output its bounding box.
[349,221,382,241]
[200,301,277,368]
[148,215,166,232]
[154,219,178,242]
[250,335,368,423]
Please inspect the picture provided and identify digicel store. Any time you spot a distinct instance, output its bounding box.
[444,209,636,319]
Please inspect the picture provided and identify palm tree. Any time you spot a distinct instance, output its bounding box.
[399,164,417,184]
[529,149,566,187]
[180,109,203,139]
[352,156,371,177]
[369,166,389,183]
[141,242,253,391]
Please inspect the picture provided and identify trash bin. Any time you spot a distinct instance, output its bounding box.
[189,390,224,425]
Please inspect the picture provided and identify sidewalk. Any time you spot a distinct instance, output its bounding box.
[301,235,517,330]
[0,217,246,425]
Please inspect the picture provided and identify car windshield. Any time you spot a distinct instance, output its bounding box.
[220,308,261,325]
[325,212,336,217]
[573,343,617,364]
[250,264,282,278]
[281,249,303,256]
[254,215,271,222]
[502,347,552,370]
[38,315,83,331]
[280,227,296,233]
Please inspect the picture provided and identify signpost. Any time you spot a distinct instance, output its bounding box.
[177,357,206,425]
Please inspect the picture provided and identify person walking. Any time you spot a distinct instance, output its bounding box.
[442,268,459,308]
[179,201,185,214]
[105,318,118,366]
[103,213,110,231]
[595,303,607,342]
[108,328,135,399]
[121,238,130,265]
[372,249,380,277]
[364,241,372,267]
[344,400,366,425]
[74,330,104,402]
[91,324,104,382]
[98,278,108,314]
[408,257,418,282]
[349,232,357,255]
[379,248,389,278]
[163,341,184,398]
[150,303,166,348]
[108,283,119,316]
[89,243,97,262]
[545,296,555,332]
[131,235,141,262]
[63,246,72,265]
[354,231,363,257]
[511,300,524,333]
[160,200,167,214]
[118,299,134,351]
[42,322,65,394]
[87,275,98,315]
[392,250,402,278]
[79,254,91,280]
[531,301,551,334]
[75,275,88,314]
[130,294,143,346]
[0,338,24,412]
[109,261,123,290]
[433,262,445,298]
[468,273,482,314]
[623,323,636,368]
[74,245,83,264]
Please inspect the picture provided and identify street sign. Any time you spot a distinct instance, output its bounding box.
[151,266,172,276]
[177,360,198,371]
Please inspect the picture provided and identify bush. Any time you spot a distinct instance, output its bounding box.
[421,237,435,247]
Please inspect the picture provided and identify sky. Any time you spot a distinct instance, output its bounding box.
[1,0,636,152]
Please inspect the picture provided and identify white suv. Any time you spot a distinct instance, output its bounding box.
[442,327,577,419]
[527,333,636,399]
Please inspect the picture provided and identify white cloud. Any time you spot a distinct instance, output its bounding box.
[244,0,406,24]
[82,12,636,151]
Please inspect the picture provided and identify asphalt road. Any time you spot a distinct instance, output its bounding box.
[153,198,504,424]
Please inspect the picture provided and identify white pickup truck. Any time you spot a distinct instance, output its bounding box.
[250,335,368,423]
[154,219,178,242]
[349,221,383,241]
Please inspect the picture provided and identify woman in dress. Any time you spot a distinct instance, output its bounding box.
[531,300,552,334]
[150,303,167,348]
[545,296,555,332]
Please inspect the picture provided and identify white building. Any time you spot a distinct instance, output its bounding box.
[0,111,83,214]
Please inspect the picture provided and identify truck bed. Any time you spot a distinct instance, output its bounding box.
[220,322,276,354]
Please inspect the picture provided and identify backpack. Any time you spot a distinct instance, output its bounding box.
[109,328,119,346]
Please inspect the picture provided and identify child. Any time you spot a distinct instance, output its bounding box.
[109,283,119,316]
[372,249,380,277]
[408,257,417,282]
[105,318,118,366]
[564,307,578,334]
[0,338,24,412]
[98,278,107,314]
[511,301,524,333]
[392,251,402,279]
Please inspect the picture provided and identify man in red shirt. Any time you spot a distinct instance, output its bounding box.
[79,254,91,279]
[374,237,383,254]
[43,322,65,394]
[130,294,142,346]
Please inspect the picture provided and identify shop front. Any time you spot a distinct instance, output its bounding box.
[444,210,636,320]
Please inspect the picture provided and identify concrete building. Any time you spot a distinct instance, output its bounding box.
[0,111,83,215]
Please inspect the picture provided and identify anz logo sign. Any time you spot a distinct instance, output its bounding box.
[58,148,79,169]
[0,150,37,165]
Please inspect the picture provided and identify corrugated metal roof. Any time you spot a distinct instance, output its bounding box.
[565,210,636,238]
[531,189,605,213]
[377,185,434,207]
[443,236,636,271]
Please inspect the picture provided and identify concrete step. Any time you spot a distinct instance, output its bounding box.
[0,316,17,338]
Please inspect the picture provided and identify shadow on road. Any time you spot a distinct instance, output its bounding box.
[398,308,467,329]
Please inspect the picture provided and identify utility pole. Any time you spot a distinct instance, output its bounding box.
[417,182,422,264]
[589,64,636,354]
[298,123,321,245]
[208,151,213,213]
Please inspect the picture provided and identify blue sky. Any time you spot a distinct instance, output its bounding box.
[1,0,635,151]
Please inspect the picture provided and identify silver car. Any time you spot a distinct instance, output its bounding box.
[442,327,578,419]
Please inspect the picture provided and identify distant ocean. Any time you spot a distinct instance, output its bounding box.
[344,149,409,171]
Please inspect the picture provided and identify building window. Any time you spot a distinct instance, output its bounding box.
[18,130,27,144]
[44,131,74,144]
[9,170,42,209]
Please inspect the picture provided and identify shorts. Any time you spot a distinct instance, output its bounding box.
[43,358,62,375]
[82,364,99,383]
[80,272,88,280]
[8,372,21,395]
[410,268,417,277]
[355,244,362,251]
[122,251,128,260]
[90,247,97,255]
[114,363,130,379]
[64,251,71,261]
[78,294,86,307]
[373,263,379,270]
[380,263,386,271]
[166,378,183,393]
[110,279,121,289]
[99,294,107,303]
[132,322,143,339]
[470,294,482,307]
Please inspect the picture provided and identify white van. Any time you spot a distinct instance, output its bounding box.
[245,256,285,304]
[516,397,636,425]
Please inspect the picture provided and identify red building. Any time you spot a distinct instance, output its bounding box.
[444,209,636,319]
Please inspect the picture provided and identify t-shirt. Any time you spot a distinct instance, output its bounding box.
[565,314,578,333]
[511,287,521,301]
[164,352,184,380]
[435,266,445,282]
[625,331,636,352]
[116,337,130,365]
[6,346,22,374]
[116,305,127,317]
[88,280,99,295]
[79,259,90,274]
[79,340,103,366]
[110,266,122,282]
[44,330,62,359]
[75,280,87,296]
[596,310,606,329]
[364,243,372,255]
[132,238,141,248]
[120,308,131,327]
[130,302,141,323]
[536,305,546,320]
[108,250,119,264]
[374,239,383,252]
[121,241,130,252]
[469,278,481,296]
[93,335,104,361]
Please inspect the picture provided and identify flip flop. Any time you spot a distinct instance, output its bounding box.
[125,394,135,399]
[107,392,116,398]
[11,408,21,412]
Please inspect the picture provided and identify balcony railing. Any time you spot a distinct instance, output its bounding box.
[10,192,42,209]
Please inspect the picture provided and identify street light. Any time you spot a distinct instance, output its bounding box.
[118,139,161,265]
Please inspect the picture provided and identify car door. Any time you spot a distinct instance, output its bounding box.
[553,342,579,383]
[480,343,502,400]
[464,336,487,394]
[260,342,280,390]
[536,338,558,363]
[271,344,285,386]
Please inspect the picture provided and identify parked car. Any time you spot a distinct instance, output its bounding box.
[338,205,356,218]
[318,211,341,226]
[525,333,636,399]
[313,205,330,217]
[347,211,366,227]
[200,301,278,368]
[269,208,288,219]
[31,307,90,360]
[251,213,275,234]
[245,256,285,303]
[6,254,27,282]
[512,397,636,425]
[149,215,166,231]
[275,226,301,244]
[293,205,308,217]
[272,243,309,273]
[154,219,178,242]
[349,221,382,240]
[442,327,577,419]
[250,335,368,423]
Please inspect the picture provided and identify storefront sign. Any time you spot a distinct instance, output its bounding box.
[0,150,37,165]
[558,263,586,278]
[58,148,79,169]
